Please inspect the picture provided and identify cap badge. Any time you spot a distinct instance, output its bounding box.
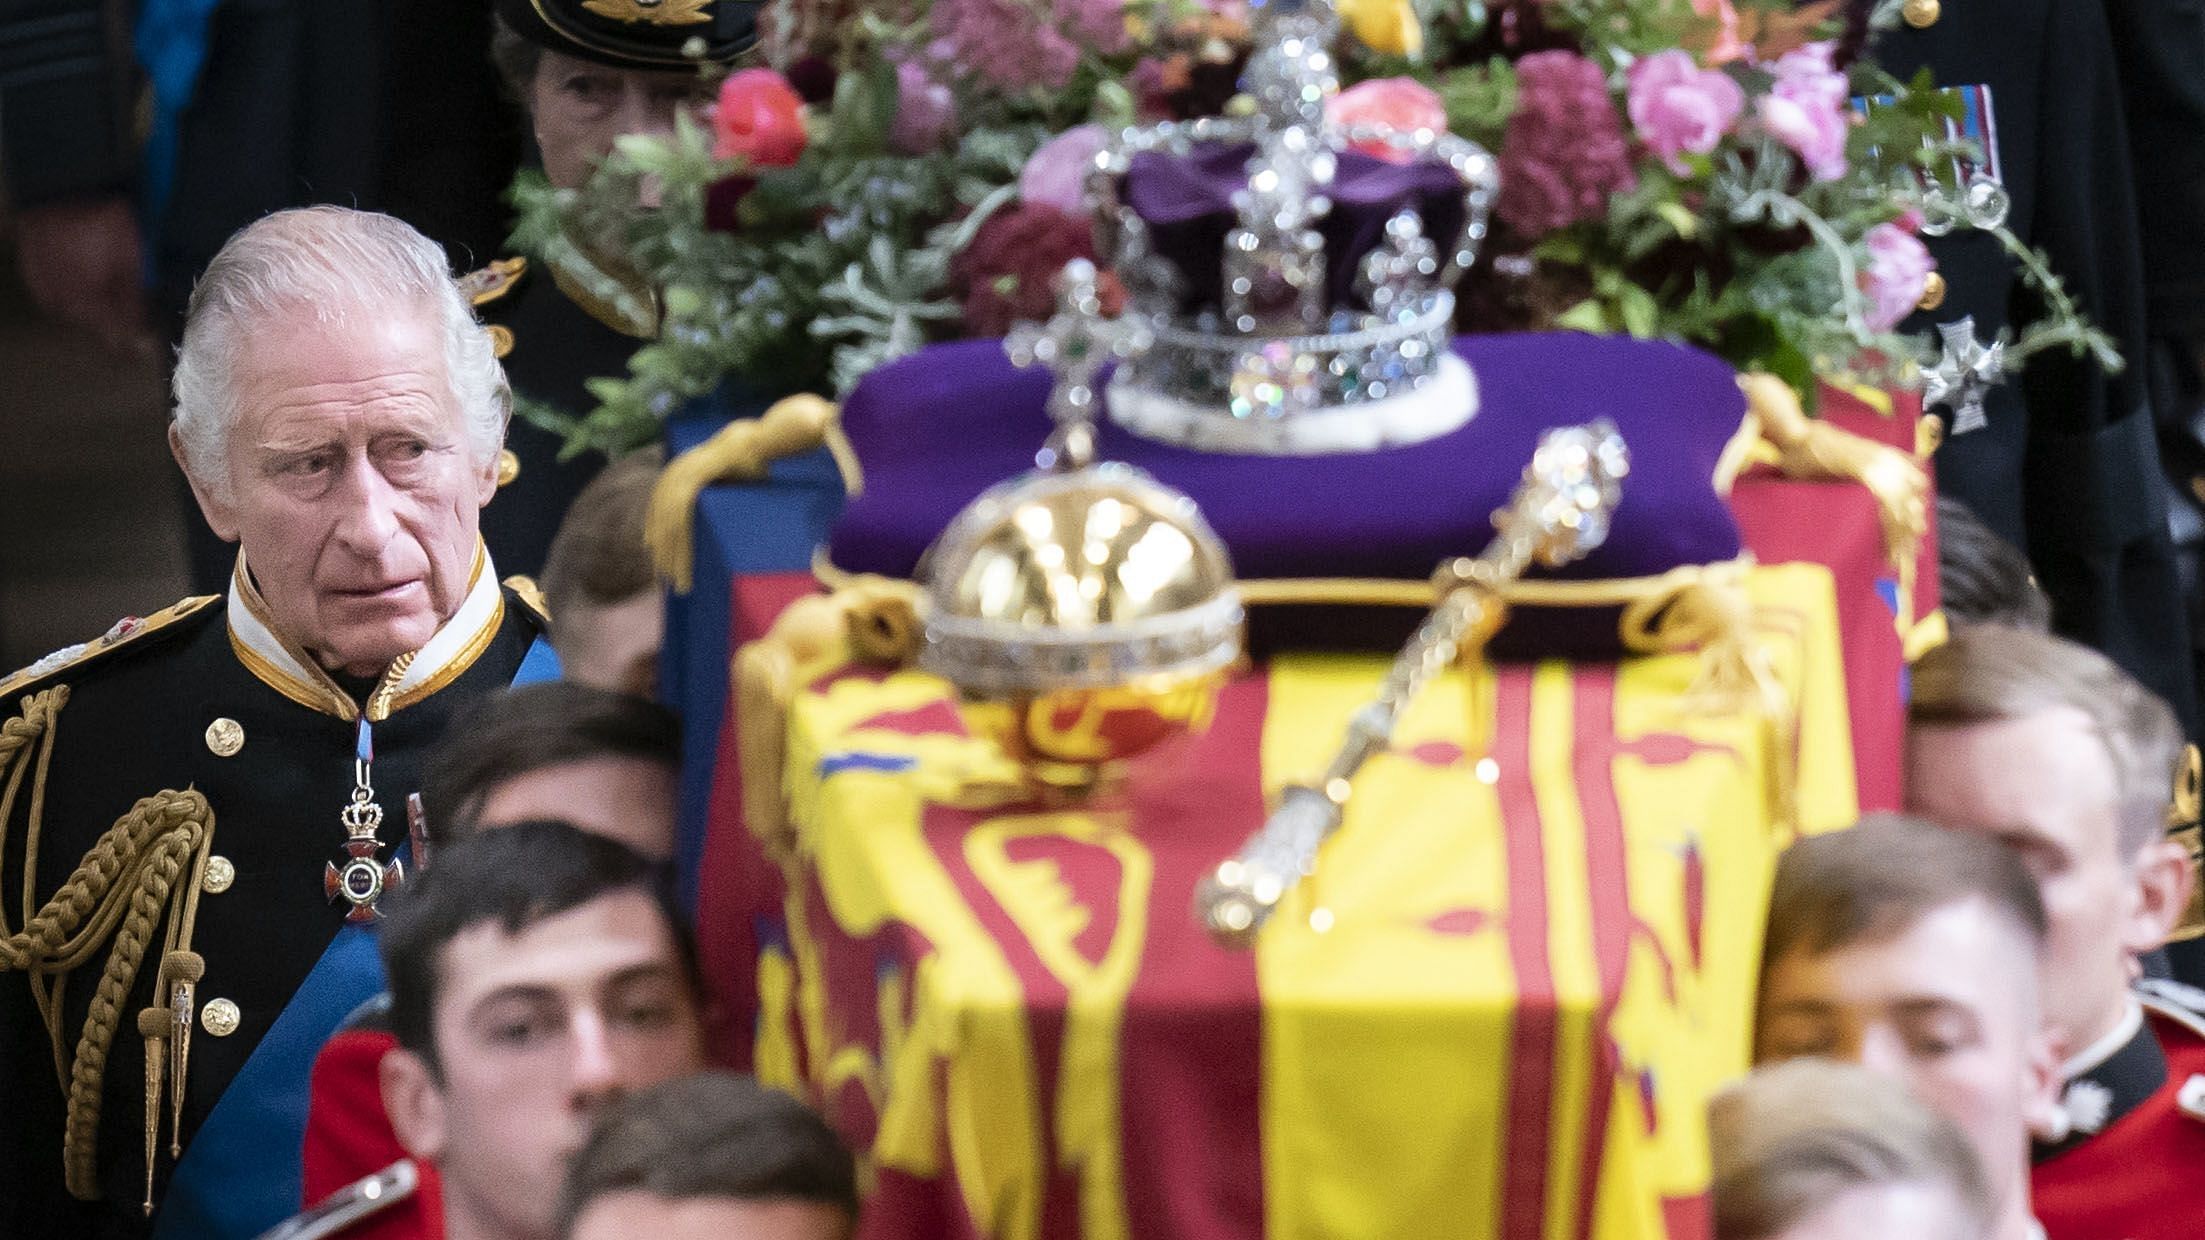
[582,0,713,25]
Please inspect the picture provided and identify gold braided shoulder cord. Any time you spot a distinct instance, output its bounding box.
[0,687,217,1210]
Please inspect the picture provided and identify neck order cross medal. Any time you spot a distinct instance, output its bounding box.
[327,718,404,922]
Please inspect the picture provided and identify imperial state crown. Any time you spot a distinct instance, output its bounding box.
[1088,0,1498,454]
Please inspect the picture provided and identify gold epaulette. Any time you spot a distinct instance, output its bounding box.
[0,596,220,700]
[458,256,527,307]
[503,575,552,628]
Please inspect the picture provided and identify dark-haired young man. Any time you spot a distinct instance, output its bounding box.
[1756,814,2063,1240]
[1935,497,2052,632]
[421,680,679,859]
[265,821,706,1240]
[557,1073,855,1240]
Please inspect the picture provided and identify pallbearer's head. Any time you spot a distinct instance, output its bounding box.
[379,820,705,1240]
[1756,815,2058,1240]
[558,1072,857,1240]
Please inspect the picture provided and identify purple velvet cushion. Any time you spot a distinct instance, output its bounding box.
[1124,144,1470,315]
[828,333,1747,656]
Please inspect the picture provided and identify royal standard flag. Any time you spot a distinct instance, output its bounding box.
[740,561,1857,1240]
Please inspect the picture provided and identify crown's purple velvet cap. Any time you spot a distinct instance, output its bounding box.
[1123,144,1471,316]
[827,334,1748,658]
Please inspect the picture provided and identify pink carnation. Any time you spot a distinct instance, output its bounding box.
[1754,41,1850,181]
[891,60,957,154]
[1019,125,1110,214]
[1859,222,1933,331]
[931,0,1121,93]
[1329,77,1449,162]
[1626,51,1745,174]
[1495,51,1637,238]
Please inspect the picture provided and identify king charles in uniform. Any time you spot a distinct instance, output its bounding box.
[0,206,554,1240]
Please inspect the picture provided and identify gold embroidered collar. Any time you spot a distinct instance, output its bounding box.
[227,544,507,721]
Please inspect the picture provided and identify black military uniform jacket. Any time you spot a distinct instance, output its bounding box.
[466,255,649,577]
[0,547,546,1240]
[1870,0,2198,732]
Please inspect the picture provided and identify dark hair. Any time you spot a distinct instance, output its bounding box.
[1935,496,2051,632]
[379,819,694,1070]
[556,1072,858,1236]
[541,449,662,618]
[421,681,678,837]
[1763,813,2048,970]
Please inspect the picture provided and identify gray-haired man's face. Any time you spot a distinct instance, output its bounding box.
[179,304,498,677]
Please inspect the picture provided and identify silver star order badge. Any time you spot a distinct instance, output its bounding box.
[1922,315,2006,437]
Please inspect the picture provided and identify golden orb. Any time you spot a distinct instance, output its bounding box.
[919,461,1243,773]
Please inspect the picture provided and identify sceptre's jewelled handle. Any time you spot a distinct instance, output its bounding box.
[1194,421,1629,947]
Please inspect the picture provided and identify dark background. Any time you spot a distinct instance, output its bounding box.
[0,211,190,670]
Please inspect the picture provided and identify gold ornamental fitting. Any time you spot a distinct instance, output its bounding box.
[1917,271,1947,312]
[204,717,244,757]
[1902,0,1940,28]
[199,998,241,1037]
[918,462,1244,770]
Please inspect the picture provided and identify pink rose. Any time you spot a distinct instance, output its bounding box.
[1019,124,1110,214]
[1754,40,1849,180]
[1329,77,1448,161]
[1626,51,1744,174]
[1859,221,1933,331]
[891,60,957,154]
[712,68,808,167]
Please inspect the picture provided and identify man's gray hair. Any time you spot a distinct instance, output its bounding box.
[172,207,508,499]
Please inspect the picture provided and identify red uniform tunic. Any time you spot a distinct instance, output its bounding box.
[2033,981,2205,1240]
[261,999,446,1240]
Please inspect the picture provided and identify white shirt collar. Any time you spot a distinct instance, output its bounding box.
[226,543,505,721]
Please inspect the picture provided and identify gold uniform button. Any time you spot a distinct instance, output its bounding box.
[1902,0,1940,27]
[202,855,235,894]
[204,717,244,757]
[200,998,241,1037]
[2190,474,2205,505]
[497,449,521,487]
[1917,271,1947,312]
[486,323,515,359]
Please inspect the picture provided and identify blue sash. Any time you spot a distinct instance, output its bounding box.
[151,637,559,1238]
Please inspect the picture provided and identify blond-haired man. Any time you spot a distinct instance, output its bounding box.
[1908,624,2205,1240]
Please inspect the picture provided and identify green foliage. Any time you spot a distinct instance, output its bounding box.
[509,0,2121,449]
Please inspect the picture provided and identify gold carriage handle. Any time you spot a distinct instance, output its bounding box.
[645,394,846,593]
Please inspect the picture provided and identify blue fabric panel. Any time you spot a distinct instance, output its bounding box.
[661,399,845,908]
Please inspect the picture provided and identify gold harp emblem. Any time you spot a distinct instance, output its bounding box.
[581,0,714,25]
